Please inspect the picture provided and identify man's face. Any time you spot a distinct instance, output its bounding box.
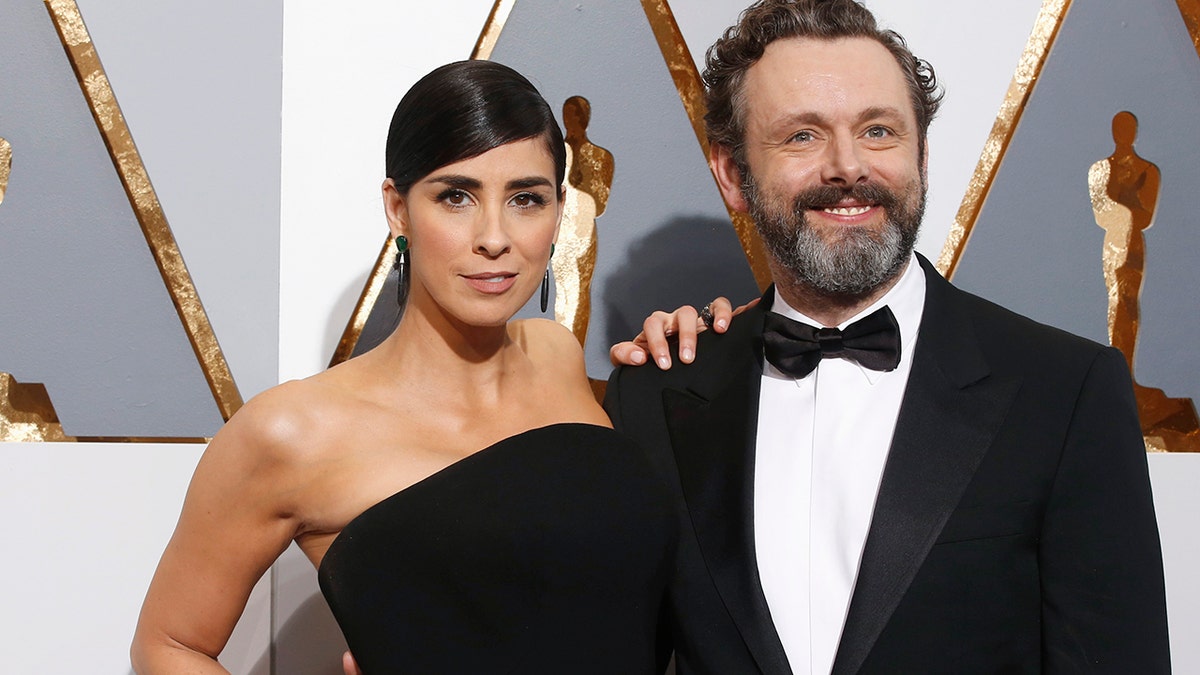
[732,36,925,297]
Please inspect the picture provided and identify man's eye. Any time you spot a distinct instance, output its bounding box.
[790,131,813,143]
[865,126,892,139]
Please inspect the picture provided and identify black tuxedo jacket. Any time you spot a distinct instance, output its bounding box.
[605,255,1170,674]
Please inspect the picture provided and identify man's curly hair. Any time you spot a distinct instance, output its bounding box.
[703,0,943,165]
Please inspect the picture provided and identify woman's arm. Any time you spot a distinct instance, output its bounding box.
[130,390,312,673]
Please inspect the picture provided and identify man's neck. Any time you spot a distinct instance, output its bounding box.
[771,257,911,327]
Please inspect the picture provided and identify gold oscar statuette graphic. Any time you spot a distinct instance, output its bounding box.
[554,96,612,345]
[555,96,614,402]
[1088,111,1199,452]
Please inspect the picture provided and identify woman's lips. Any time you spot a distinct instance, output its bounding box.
[461,272,518,294]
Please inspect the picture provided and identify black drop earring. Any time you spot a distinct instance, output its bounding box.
[395,235,409,307]
[540,243,554,313]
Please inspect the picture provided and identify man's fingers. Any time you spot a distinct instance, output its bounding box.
[672,306,701,364]
[643,311,677,370]
[611,300,752,369]
[609,340,649,367]
[705,297,735,333]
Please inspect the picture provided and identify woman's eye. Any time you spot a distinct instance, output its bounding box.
[511,192,547,208]
[437,189,471,207]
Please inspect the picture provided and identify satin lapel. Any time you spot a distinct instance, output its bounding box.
[663,301,793,675]
[832,257,1022,675]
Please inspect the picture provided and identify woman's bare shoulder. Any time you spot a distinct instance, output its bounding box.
[510,318,585,363]
[189,373,376,532]
[213,374,357,468]
[509,319,610,426]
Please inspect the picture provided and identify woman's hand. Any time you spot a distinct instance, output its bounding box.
[609,296,758,370]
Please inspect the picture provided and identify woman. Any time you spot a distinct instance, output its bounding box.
[130,60,684,674]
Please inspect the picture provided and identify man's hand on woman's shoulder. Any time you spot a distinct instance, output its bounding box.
[609,296,758,370]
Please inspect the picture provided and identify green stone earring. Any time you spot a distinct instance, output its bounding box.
[395,235,409,306]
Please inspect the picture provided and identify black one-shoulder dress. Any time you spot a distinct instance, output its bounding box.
[317,423,677,674]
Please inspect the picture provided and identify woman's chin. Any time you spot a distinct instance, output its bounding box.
[453,301,530,330]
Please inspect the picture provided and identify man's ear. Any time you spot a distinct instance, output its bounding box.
[382,178,408,240]
[709,143,750,213]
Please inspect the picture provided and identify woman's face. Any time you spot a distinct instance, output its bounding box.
[385,137,562,328]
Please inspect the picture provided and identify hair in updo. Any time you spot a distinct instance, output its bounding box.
[385,60,567,193]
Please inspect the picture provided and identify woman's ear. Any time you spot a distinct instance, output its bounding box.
[382,178,408,240]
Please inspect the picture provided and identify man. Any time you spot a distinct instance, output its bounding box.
[604,1,1170,673]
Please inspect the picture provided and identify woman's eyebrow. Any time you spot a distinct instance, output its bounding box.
[427,174,481,190]
[507,176,553,190]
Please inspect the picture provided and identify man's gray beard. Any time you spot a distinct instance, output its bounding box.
[744,174,924,297]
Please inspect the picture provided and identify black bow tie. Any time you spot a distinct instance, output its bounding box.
[761,305,902,379]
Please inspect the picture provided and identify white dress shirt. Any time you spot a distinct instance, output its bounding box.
[754,254,926,675]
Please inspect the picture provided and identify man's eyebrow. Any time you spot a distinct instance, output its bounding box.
[775,111,827,128]
[856,106,908,125]
[772,106,909,130]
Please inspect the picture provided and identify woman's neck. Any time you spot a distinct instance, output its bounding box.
[369,302,528,403]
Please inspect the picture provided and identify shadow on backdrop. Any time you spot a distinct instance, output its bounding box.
[603,215,759,352]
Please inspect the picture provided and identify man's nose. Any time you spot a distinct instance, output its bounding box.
[820,136,869,186]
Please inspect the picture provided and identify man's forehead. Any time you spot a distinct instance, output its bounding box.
[742,36,911,119]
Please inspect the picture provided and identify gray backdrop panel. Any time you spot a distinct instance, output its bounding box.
[953,0,1200,405]
[0,3,224,436]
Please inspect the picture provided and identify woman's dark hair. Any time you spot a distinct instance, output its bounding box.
[385,60,567,193]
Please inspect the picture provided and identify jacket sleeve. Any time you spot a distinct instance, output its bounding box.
[1039,346,1171,671]
[603,366,626,432]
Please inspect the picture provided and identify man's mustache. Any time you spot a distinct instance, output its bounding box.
[790,182,900,214]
